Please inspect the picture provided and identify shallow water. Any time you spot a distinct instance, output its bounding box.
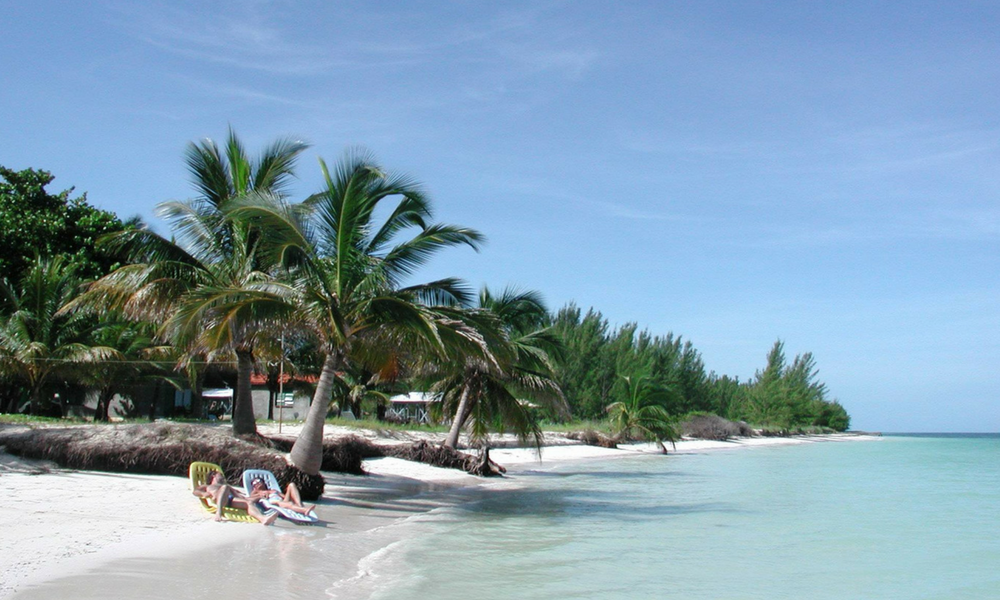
[369,435,1000,600]
[14,435,1000,599]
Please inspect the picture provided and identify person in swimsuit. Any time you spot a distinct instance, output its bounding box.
[193,471,278,525]
[247,476,316,516]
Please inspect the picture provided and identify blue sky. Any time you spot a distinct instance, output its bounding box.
[2,1,997,431]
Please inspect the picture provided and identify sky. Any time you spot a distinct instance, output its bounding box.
[1,1,997,432]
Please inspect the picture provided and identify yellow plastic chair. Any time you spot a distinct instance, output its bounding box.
[189,461,258,523]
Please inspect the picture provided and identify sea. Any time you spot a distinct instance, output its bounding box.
[13,434,1000,599]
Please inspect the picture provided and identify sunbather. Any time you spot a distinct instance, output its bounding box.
[193,471,277,526]
[247,476,316,516]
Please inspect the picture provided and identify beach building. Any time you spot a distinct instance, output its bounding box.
[247,372,316,421]
[175,373,317,421]
[58,373,426,423]
[386,392,437,423]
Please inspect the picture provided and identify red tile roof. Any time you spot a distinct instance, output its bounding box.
[249,373,320,386]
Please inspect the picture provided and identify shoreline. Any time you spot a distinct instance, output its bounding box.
[1,432,878,598]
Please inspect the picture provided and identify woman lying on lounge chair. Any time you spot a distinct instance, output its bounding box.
[193,471,278,526]
[246,476,316,517]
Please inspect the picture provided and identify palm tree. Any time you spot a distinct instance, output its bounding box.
[82,321,172,421]
[606,374,681,453]
[333,366,400,421]
[430,286,567,450]
[226,150,485,474]
[67,130,308,434]
[0,256,118,415]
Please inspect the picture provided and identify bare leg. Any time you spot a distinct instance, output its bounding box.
[283,483,302,506]
[271,500,315,515]
[212,485,232,521]
[233,498,277,526]
[280,483,315,514]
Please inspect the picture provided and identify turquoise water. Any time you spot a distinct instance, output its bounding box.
[12,436,1000,599]
[371,436,1000,600]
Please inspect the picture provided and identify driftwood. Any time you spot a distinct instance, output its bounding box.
[566,429,619,448]
[680,414,753,441]
[231,434,508,477]
[383,440,506,477]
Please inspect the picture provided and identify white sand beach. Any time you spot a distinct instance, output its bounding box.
[1,431,878,599]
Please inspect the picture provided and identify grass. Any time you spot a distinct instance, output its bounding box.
[0,413,88,425]
[0,412,613,436]
[538,419,614,434]
[323,416,450,433]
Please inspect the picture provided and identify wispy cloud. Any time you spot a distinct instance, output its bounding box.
[170,74,316,108]
[733,205,1000,250]
[482,172,702,223]
[827,123,1000,175]
[105,2,356,75]
[105,1,600,84]
[617,121,1000,178]
[580,198,703,222]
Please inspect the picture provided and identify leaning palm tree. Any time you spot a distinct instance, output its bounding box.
[66,130,308,434]
[430,286,568,450]
[0,256,118,415]
[606,374,681,453]
[226,150,485,474]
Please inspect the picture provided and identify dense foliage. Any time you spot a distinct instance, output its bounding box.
[552,305,709,419]
[551,305,849,431]
[0,166,127,282]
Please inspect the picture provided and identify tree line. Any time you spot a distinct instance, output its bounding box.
[551,305,849,431]
[0,130,850,473]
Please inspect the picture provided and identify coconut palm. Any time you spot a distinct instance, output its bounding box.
[226,150,485,474]
[606,374,681,453]
[82,321,172,421]
[430,286,567,450]
[0,256,119,415]
[67,130,308,434]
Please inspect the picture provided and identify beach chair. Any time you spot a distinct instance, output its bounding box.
[188,461,259,523]
[242,468,318,523]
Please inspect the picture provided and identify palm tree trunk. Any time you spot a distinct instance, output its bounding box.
[95,387,114,422]
[444,386,472,448]
[267,388,275,421]
[28,379,43,416]
[233,350,258,436]
[148,379,159,421]
[190,366,205,420]
[289,352,340,475]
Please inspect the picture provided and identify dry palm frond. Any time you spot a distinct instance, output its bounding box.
[0,423,326,500]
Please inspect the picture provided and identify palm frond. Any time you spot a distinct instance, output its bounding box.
[253,135,309,196]
[381,224,484,282]
[225,127,252,195]
[400,278,474,307]
[184,137,230,207]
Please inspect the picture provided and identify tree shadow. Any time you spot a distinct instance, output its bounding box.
[450,485,745,521]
